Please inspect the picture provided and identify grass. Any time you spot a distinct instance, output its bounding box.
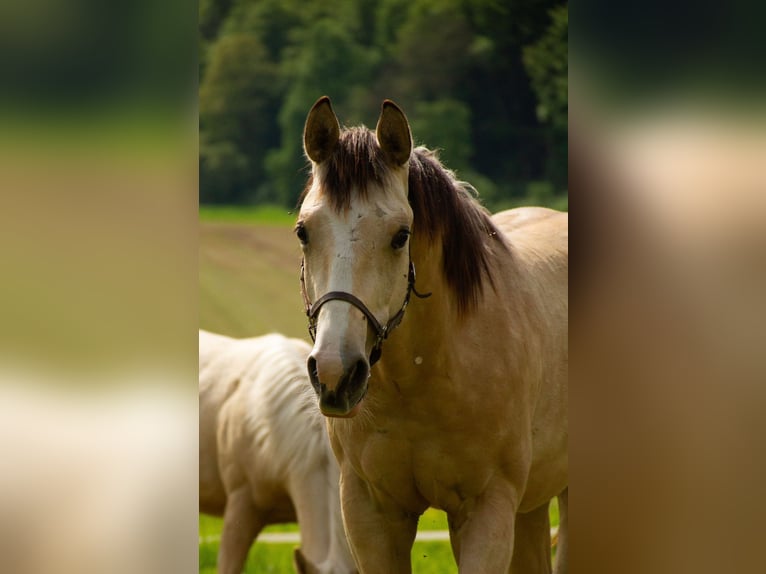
[199,206,562,572]
[200,510,458,573]
[199,204,298,226]
[199,504,559,573]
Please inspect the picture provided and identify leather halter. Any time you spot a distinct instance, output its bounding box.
[300,258,430,366]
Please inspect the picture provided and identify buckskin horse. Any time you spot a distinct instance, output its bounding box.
[296,97,568,573]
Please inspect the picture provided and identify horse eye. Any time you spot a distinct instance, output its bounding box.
[391,229,410,250]
[295,224,309,245]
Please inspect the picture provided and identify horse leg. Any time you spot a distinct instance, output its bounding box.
[450,482,520,573]
[553,488,568,574]
[509,502,552,574]
[292,466,356,574]
[340,469,418,574]
[218,487,262,574]
[447,515,463,565]
[287,472,332,573]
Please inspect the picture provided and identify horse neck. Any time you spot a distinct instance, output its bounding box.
[377,232,526,389]
[377,240,456,380]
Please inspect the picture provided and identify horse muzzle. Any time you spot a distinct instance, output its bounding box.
[307,354,369,417]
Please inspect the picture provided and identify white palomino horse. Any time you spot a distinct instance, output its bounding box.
[199,330,357,574]
[296,97,568,573]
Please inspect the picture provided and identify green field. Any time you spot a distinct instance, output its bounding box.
[200,504,558,574]
[199,211,306,339]
[199,509,459,574]
[199,206,560,572]
[200,504,559,573]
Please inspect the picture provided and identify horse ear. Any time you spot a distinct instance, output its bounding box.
[304,96,340,164]
[376,99,412,166]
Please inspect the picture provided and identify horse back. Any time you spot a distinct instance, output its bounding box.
[493,207,568,252]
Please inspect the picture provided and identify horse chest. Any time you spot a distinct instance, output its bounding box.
[337,420,496,514]
[412,446,492,513]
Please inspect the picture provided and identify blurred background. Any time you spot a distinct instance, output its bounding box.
[5,0,766,571]
[198,0,568,212]
[0,1,198,573]
[570,2,766,573]
[0,0,197,375]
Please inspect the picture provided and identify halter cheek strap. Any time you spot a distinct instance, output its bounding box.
[300,259,430,366]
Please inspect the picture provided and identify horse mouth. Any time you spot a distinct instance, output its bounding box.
[321,399,364,418]
[319,382,367,418]
[313,355,369,418]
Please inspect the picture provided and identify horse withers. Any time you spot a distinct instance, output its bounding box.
[297,97,568,573]
[199,330,356,574]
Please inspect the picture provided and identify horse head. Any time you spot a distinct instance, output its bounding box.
[298,97,414,418]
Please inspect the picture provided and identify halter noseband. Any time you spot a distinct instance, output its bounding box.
[300,259,430,366]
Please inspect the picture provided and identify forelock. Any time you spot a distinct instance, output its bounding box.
[302,127,394,211]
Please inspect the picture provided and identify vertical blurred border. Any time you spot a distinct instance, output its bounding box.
[571,1,766,572]
[0,0,198,572]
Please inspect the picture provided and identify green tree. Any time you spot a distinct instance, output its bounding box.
[456,0,565,196]
[522,4,567,190]
[199,34,278,203]
[377,0,473,106]
[221,0,302,62]
[199,138,250,204]
[523,4,568,130]
[199,0,234,41]
[267,17,375,206]
[410,99,472,173]
[196,0,568,208]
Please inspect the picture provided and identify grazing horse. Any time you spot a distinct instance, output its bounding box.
[199,330,357,574]
[296,97,568,573]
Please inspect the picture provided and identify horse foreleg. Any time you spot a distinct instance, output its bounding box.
[290,469,332,574]
[449,482,519,574]
[218,487,262,574]
[553,488,568,574]
[509,503,552,574]
[340,469,418,574]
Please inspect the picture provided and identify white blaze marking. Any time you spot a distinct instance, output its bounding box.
[312,213,362,355]
[327,215,356,293]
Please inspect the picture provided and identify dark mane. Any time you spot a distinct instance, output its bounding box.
[301,127,507,314]
[408,148,507,313]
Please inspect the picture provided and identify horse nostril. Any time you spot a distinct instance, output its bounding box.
[307,356,320,394]
[347,358,369,392]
